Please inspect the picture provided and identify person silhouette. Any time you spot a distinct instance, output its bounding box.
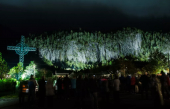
[71,75,76,98]
[89,75,99,109]
[140,72,149,99]
[57,77,62,99]
[113,75,121,105]
[160,71,169,99]
[76,75,84,108]
[38,76,46,107]
[46,77,55,108]
[28,75,37,106]
[152,74,164,107]
[63,74,71,100]
[19,80,25,106]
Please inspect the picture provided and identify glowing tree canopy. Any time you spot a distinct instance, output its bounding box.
[0,52,9,79]
[8,62,23,80]
[22,61,38,80]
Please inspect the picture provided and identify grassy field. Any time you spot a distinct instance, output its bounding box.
[0,89,19,98]
[0,93,18,99]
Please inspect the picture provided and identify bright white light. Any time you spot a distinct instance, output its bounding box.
[21,74,25,79]
[26,89,29,93]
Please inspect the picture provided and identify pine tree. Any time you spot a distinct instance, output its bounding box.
[0,52,9,80]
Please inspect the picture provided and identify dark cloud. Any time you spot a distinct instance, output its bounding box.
[1,0,170,17]
[0,0,170,35]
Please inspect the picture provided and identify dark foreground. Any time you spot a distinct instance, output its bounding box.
[1,92,170,109]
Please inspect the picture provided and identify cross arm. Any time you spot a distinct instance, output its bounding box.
[24,47,36,51]
[7,46,20,50]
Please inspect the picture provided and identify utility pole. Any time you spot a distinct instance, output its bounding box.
[168,53,170,73]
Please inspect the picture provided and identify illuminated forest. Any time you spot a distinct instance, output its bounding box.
[25,28,170,70]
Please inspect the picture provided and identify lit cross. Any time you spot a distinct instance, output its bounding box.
[7,35,36,71]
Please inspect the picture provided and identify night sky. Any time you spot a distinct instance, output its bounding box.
[0,0,170,67]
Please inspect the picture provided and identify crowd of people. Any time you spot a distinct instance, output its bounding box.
[120,71,170,106]
[18,70,170,108]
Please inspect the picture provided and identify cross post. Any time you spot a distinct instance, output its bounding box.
[7,35,36,80]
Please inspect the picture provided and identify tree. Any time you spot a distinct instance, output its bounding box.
[42,56,53,66]
[115,57,137,76]
[35,69,45,80]
[0,52,9,80]
[8,66,16,78]
[22,61,37,80]
[45,70,53,78]
[8,62,23,80]
[109,60,121,74]
[143,49,168,74]
[37,68,48,79]
[16,62,23,80]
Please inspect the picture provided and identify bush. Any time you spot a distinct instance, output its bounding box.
[0,78,17,92]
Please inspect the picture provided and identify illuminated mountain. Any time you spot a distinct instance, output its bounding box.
[25,28,170,70]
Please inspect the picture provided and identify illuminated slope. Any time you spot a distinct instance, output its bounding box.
[25,28,170,70]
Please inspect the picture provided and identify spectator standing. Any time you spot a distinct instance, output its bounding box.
[138,75,142,94]
[148,74,152,89]
[151,74,164,107]
[131,74,136,93]
[83,75,89,98]
[57,77,62,99]
[19,80,25,105]
[160,71,169,99]
[113,75,121,105]
[119,75,125,92]
[135,75,140,94]
[89,75,99,109]
[140,72,149,99]
[38,76,46,107]
[101,77,110,104]
[126,75,131,93]
[167,74,170,90]
[46,77,55,108]
[76,75,84,108]
[28,75,37,105]
[71,75,76,98]
[63,74,71,100]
